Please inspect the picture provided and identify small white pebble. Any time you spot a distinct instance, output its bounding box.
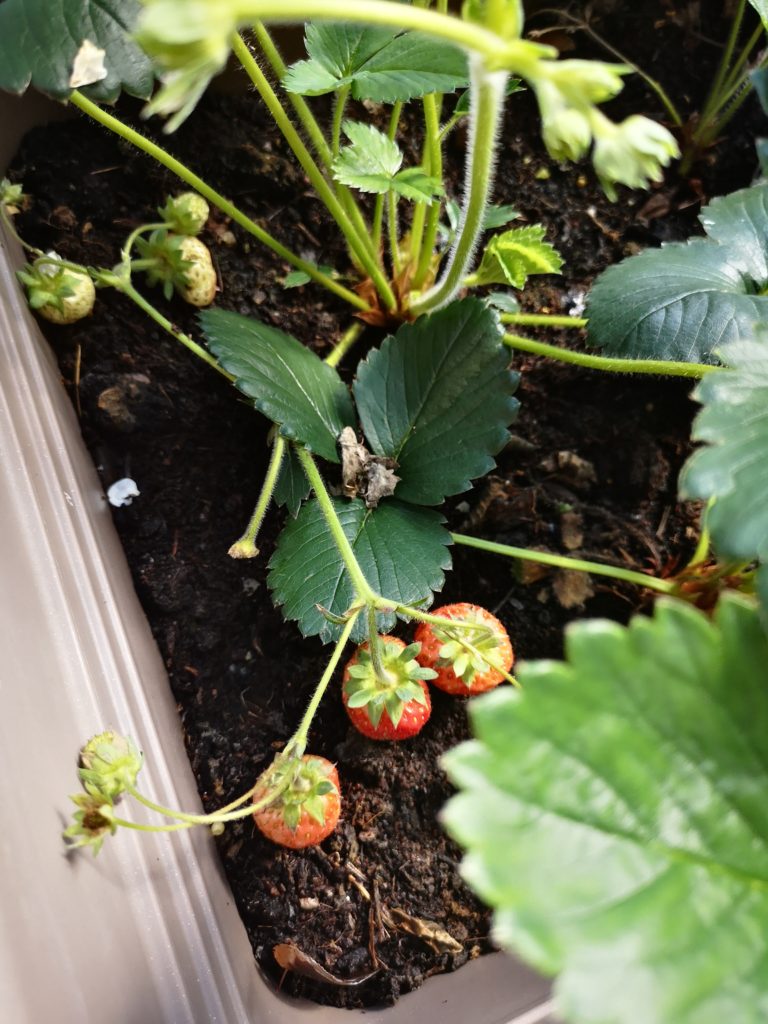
[569,291,587,317]
[107,478,140,508]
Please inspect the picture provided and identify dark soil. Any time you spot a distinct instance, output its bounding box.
[9,0,758,1008]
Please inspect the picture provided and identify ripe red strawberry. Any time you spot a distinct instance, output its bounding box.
[343,635,436,741]
[414,603,514,695]
[252,754,340,849]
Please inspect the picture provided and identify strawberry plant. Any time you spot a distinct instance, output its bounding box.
[3,0,768,1019]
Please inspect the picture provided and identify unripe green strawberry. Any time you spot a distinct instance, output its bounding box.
[18,252,96,324]
[159,192,210,236]
[176,235,217,306]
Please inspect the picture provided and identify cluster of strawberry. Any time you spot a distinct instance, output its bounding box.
[254,604,513,848]
[18,192,217,324]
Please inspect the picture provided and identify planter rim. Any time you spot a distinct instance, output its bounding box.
[0,89,556,1024]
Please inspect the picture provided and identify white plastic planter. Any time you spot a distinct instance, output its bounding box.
[0,91,555,1024]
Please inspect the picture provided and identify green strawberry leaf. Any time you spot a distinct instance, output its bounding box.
[472,225,564,288]
[268,497,452,642]
[353,299,519,505]
[332,121,402,194]
[391,167,444,204]
[586,183,768,364]
[0,0,154,102]
[284,23,468,102]
[443,595,768,1024]
[200,309,355,464]
[482,203,521,229]
[273,444,310,518]
[679,340,768,604]
[332,122,442,203]
[283,264,335,289]
[747,0,768,24]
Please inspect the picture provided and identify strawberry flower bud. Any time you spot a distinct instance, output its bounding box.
[136,1,235,132]
[534,81,592,162]
[159,192,210,236]
[0,177,27,214]
[591,112,680,199]
[543,59,629,105]
[78,731,143,801]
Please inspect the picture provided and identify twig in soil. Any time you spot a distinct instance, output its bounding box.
[348,874,372,902]
[382,907,463,955]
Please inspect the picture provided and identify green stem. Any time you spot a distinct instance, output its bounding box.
[411,56,508,314]
[413,93,443,288]
[387,190,402,274]
[374,102,403,253]
[366,604,390,684]
[68,91,369,312]
[502,313,588,329]
[698,0,747,129]
[126,783,211,824]
[113,816,196,833]
[503,332,722,378]
[325,322,364,368]
[251,20,333,168]
[231,33,393,307]
[116,279,233,380]
[686,497,715,569]
[227,1,528,64]
[120,222,169,265]
[0,203,42,255]
[392,602,495,635]
[296,447,377,602]
[229,434,286,558]
[331,85,350,159]
[451,532,677,594]
[292,610,361,748]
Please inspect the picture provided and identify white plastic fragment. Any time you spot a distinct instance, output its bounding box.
[69,40,108,89]
[107,478,140,508]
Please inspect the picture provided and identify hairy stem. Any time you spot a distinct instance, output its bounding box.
[69,91,369,312]
[503,333,722,378]
[224,1,529,63]
[325,322,364,368]
[451,533,677,594]
[387,191,402,274]
[231,33,393,307]
[116,280,233,380]
[374,102,403,253]
[372,100,403,252]
[296,448,378,602]
[229,434,287,558]
[413,93,444,288]
[251,21,333,167]
[411,56,508,314]
[292,610,361,748]
[366,604,391,684]
[502,312,588,329]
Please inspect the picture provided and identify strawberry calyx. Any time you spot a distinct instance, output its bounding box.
[134,228,193,299]
[257,754,338,833]
[345,639,436,729]
[18,252,96,322]
[432,610,503,688]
